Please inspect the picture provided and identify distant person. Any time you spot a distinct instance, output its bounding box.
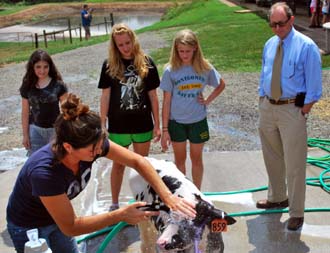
[6,93,196,253]
[257,2,322,231]
[160,29,225,190]
[19,49,68,156]
[81,4,93,40]
[309,0,321,27]
[321,0,330,25]
[98,23,161,211]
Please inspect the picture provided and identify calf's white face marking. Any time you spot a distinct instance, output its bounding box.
[129,158,236,252]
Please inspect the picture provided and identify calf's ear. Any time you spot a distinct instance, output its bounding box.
[193,194,236,226]
[225,215,236,225]
[211,208,236,225]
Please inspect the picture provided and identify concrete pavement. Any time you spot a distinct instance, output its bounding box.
[1,148,329,252]
[1,2,330,252]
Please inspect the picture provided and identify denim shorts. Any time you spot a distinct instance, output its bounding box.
[7,219,79,253]
[28,124,55,156]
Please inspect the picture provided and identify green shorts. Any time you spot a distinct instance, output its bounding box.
[168,118,209,144]
[109,131,153,147]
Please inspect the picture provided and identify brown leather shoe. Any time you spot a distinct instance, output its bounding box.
[256,199,289,209]
[287,217,304,231]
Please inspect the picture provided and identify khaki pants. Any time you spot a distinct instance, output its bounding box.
[258,97,307,217]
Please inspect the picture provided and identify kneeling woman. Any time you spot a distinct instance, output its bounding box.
[6,93,195,253]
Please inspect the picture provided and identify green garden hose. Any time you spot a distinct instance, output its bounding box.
[203,186,268,195]
[96,221,128,253]
[76,225,116,244]
[78,137,330,252]
[229,207,330,217]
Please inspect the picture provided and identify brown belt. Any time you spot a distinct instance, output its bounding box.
[266,97,296,105]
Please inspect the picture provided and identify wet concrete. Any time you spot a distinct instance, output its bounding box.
[1,148,329,252]
[1,1,330,252]
[89,149,330,253]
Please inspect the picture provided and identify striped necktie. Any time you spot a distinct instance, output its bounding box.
[271,41,283,101]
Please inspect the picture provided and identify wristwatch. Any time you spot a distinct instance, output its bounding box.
[303,112,308,119]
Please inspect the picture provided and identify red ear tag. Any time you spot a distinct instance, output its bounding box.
[211,218,228,233]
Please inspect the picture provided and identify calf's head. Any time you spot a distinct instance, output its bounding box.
[156,195,236,252]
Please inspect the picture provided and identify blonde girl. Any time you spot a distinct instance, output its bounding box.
[161,29,225,189]
[98,23,161,210]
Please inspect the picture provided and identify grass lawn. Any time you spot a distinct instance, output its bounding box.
[142,0,272,72]
[1,0,329,71]
[0,36,109,66]
[0,2,27,15]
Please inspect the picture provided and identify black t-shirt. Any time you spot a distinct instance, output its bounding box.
[20,79,68,128]
[98,56,160,133]
[6,140,109,227]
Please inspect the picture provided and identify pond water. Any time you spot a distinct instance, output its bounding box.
[0,12,161,42]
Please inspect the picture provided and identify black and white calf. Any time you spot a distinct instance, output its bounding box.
[129,158,236,253]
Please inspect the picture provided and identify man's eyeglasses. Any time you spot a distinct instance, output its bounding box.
[269,17,291,28]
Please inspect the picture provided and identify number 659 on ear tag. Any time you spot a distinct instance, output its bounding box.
[211,218,228,233]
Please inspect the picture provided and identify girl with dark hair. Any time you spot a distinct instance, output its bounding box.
[19,49,68,156]
[6,93,196,253]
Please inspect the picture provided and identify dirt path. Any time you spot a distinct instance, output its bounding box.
[0,2,175,28]
[0,31,171,152]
